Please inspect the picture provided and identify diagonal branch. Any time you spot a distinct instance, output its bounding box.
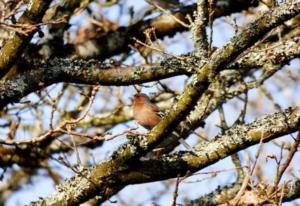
[29,106,300,205]
[145,0,300,158]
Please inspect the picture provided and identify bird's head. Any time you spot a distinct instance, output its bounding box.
[133,93,150,104]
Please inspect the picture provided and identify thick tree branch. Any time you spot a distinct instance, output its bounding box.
[0,58,189,109]
[29,106,300,205]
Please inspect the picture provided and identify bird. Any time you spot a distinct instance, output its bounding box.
[145,0,181,9]
[132,93,193,151]
[132,93,162,130]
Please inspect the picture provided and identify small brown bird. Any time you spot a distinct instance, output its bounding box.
[132,93,193,151]
[133,93,162,130]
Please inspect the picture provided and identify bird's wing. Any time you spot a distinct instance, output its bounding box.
[150,103,160,113]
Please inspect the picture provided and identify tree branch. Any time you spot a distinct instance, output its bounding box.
[29,106,300,205]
